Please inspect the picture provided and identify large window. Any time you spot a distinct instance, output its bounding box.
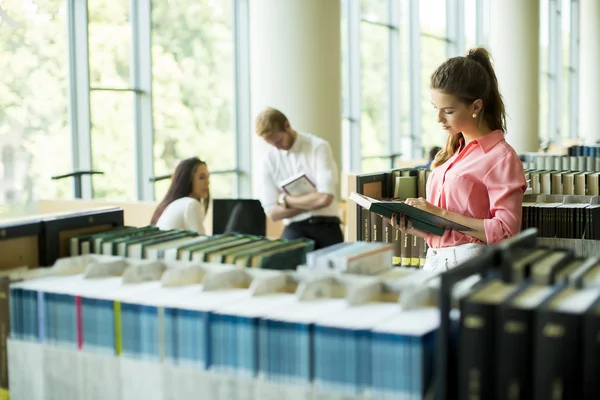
[360,1,392,173]
[540,0,579,146]
[88,0,135,200]
[0,0,72,217]
[20,0,251,205]
[344,0,487,172]
[420,0,448,154]
[151,0,236,201]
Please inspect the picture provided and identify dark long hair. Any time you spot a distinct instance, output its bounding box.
[150,157,210,225]
[430,47,507,168]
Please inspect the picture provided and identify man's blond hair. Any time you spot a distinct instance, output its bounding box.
[255,107,288,137]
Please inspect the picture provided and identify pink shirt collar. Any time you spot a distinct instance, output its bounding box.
[470,129,505,154]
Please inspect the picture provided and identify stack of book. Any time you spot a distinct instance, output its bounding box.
[0,206,124,269]
[524,169,600,196]
[303,241,393,275]
[351,167,431,267]
[521,194,600,257]
[521,146,600,171]
[69,228,315,270]
[6,254,441,400]
[454,246,600,399]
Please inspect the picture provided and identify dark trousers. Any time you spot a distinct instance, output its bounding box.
[281,217,344,250]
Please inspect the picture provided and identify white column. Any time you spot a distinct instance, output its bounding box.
[489,0,539,153]
[249,0,341,196]
[579,0,600,145]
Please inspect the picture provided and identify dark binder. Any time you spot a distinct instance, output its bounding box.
[349,192,473,236]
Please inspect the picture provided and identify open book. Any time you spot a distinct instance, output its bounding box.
[348,192,474,236]
[278,172,316,196]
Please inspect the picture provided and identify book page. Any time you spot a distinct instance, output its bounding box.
[279,173,316,196]
[7,339,45,400]
[43,346,82,400]
[120,357,164,400]
[162,364,218,400]
[79,352,121,400]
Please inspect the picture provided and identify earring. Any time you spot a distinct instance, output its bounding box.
[472,113,477,118]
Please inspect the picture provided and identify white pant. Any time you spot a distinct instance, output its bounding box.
[423,243,484,273]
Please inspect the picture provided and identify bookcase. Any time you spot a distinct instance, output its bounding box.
[346,168,430,267]
[437,229,600,399]
[0,207,124,397]
[0,207,124,270]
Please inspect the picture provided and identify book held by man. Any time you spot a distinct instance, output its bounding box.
[278,172,316,196]
[348,192,474,236]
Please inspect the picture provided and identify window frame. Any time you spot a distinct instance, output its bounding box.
[67,0,252,201]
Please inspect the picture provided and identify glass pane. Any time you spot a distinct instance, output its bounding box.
[90,92,135,200]
[561,0,571,140]
[399,0,411,139]
[362,157,391,174]
[88,0,131,87]
[155,173,234,204]
[360,23,389,161]
[0,0,72,218]
[539,0,549,143]
[420,0,446,35]
[151,0,235,197]
[465,0,477,50]
[341,1,349,117]
[361,0,389,24]
[420,36,448,151]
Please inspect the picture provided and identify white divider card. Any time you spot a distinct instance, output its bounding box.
[306,241,393,275]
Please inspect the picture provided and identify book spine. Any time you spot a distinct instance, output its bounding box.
[419,237,427,268]
[533,310,582,400]
[114,301,122,355]
[361,209,371,242]
[458,300,496,400]
[410,235,419,267]
[496,306,534,400]
[583,306,600,399]
[392,228,402,266]
[76,296,83,350]
[382,219,391,246]
[0,279,9,394]
[371,213,382,242]
[401,232,411,267]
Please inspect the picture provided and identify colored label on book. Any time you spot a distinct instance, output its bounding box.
[114,301,122,355]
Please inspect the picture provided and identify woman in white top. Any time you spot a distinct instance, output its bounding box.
[150,157,210,234]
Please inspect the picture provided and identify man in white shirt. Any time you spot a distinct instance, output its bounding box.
[256,107,343,249]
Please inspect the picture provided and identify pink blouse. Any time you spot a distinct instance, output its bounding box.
[426,130,526,248]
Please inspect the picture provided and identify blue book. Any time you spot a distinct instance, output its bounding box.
[312,303,399,395]
[371,307,439,399]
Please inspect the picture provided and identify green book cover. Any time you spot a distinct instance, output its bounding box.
[179,235,246,260]
[190,237,256,262]
[233,240,301,267]
[249,240,313,270]
[209,238,271,263]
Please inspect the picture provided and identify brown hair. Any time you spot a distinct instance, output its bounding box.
[150,157,210,225]
[255,107,289,137]
[430,47,506,168]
